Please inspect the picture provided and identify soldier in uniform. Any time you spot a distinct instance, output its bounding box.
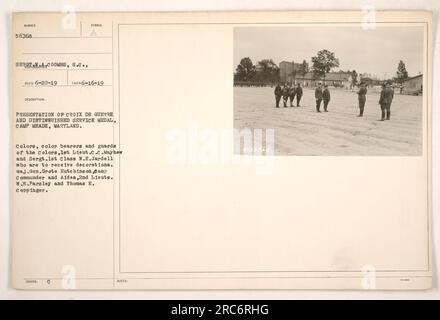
[315,82,323,112]
[274,83,282,108]
[357,82,368,117]
[384,82,394,120]
[378,83,387,120]
[282,84,290,108]
[295,83,303,107]
[322,84,330,112]
[289,84,296,107]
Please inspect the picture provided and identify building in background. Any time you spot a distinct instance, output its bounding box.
[402,74,423,95]
[325,72,352,87]
[295,71,351,87]
[279,61,302,83]
[360,77,382,87]
[359,73,382,87]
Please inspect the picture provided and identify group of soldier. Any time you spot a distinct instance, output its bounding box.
[274,83,303,108]
[312,83,331,113]
[274,80,395,121]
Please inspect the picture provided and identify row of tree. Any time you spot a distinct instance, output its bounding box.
[235,49,411,86]
[234,58,279,83]
[234,49,339,84]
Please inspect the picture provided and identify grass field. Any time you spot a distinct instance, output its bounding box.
[234,86,423,156]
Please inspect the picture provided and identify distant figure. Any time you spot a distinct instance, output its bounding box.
[378,83,387,120]
[357,82,368,117]
[295,83,303,107]
[381,82,395,120]
[282,84,290,108]
[315,82,323,112]
[289,84,296,107]
[322,84,330,112]
[274,83,282,108]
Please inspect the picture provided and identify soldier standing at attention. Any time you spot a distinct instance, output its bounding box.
[295,83,303,107]
[289,84,296,107]
[274,83,282,108]
[357,82,368,117]
[378,83,387,121]
[384,81,395,120]
[315,82,323,112]
[322,84,330,112]
[282,83,290,108]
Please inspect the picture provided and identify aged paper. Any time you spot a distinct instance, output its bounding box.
[11,11,432,290]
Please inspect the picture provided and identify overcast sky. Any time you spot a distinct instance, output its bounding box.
[234,26,424,79]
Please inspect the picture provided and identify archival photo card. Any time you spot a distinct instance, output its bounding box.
[11,11,432,290]
[233,25,426,156]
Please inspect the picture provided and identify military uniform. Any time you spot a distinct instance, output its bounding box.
[282,85,290,108]
[379,85,394,120]
[274,85,282,108]
[357,84,367,117]
[378,86,386,120]
[289,86,296,107]
[295,85,303,107]
[315,86,323,112]
[322,87,330,112]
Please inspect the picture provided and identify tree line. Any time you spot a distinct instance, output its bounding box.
[234,58,280,84]
[234,49,339,85]
[234,57,308,85]
[235,49,412,86]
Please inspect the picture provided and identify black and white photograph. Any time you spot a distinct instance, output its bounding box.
[234,25,425,156]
